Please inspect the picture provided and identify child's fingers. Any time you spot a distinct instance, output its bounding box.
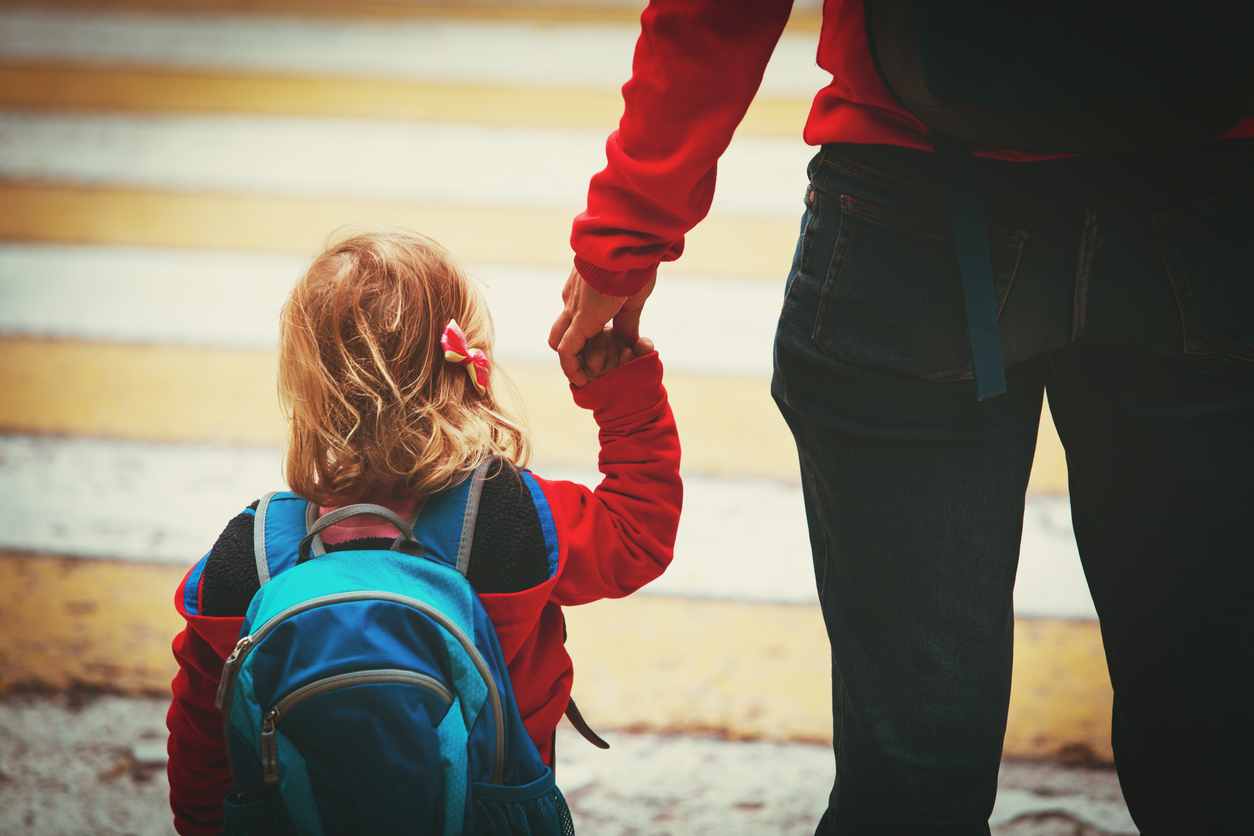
[581,329,616,378]
[581,331,652,380]
[584,347,607,377]
[632,337,655,357]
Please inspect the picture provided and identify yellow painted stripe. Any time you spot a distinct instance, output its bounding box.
[0,550,1111,760]
[0,182,800,281]
[0,338,1069,490]
[0,552,185,695]
[0,61,809,138]
[0,0,823,29]
[0,337,789,481]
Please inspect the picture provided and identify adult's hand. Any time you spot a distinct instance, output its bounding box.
[548,267,656,387]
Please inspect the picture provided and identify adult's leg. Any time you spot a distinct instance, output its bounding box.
[1048,355,1253,835]
[772,147,1063,835]
[1046,146,1253,834]
[777,369,1045,835]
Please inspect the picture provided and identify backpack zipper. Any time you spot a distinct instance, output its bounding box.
[259,668,453,784]
[214,634,253,709]
[215,590,506,783]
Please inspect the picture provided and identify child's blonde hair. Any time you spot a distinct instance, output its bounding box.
[279,230,528,507]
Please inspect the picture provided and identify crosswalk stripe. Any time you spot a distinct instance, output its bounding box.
[0,244,783,376]
[0,551,1110,760]
[0,9,825,94]
[0,182,801,280]
[0,435,1091,615]
[0,338,1071,492]
[0,2,825,29]
[0,112,812,217]
[0,62,810,138]
[0,337,791,482]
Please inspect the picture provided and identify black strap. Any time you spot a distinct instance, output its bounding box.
[936,140,1008,401]
[564,698,610,750]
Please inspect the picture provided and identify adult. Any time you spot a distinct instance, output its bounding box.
[549,2,1253,834]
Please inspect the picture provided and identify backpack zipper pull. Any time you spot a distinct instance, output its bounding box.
[214,634,253,709]
[261,709,280,784]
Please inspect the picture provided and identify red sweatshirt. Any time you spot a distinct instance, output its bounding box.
[571,0,1254,297]
[166,352,682,836]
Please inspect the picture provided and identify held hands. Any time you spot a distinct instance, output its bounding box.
[580,329,655,382]
[548,267,656,387]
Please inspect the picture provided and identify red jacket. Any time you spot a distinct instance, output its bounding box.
[166,352,682,836]
[571,0,1254,297]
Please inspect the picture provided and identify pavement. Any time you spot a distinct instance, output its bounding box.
[0,691,1138,836]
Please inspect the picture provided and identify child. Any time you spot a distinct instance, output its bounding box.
[166,231,682,835]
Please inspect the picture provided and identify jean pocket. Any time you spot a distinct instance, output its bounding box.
[778,185,843,340]
[1157,195,1254,363]
[812,192,1027,381]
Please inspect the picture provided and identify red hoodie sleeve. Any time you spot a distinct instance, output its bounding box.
[535,351,682,605]
[571,0,794,295]
[167,562,245,836]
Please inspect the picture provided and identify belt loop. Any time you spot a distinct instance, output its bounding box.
[934,138,1008,401]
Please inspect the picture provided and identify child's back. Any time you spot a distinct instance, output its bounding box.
[166,232,682,835]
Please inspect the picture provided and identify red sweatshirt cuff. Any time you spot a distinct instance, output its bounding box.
[573,256,658,298]
[571,350,665,422]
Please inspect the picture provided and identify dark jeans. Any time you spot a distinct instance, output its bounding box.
[771,142,1254,836]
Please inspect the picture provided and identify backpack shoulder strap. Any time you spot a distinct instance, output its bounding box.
[253,490,312,586]
[412,459,493,576]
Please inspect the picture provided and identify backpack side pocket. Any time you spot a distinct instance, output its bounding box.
[471,767,575,836]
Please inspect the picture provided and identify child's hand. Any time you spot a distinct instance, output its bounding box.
[579,328,654,382]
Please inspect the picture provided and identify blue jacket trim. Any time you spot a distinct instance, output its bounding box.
[183,552,210,616]
[518,471,558,579]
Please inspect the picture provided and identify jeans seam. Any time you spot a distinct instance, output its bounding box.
[1160,235,1194,355]
[996,230,1029,321]
[811,196,854,348]
[1071,208,1098,341]
[797,187,821,292]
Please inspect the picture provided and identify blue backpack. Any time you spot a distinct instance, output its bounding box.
[213,462,574,835]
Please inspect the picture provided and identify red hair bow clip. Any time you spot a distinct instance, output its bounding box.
[441,319,491,394]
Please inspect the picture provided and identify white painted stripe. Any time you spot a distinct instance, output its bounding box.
[0,113,811,217]
[0,244,783,377]
[0,436,1095,617]
[0,10,828,96]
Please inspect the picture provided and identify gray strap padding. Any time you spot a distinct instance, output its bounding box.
[304,500,325,558]
[253,491,278,587]
[455,460,493,576]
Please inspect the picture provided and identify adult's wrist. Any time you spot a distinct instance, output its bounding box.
[573,256,658,298]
